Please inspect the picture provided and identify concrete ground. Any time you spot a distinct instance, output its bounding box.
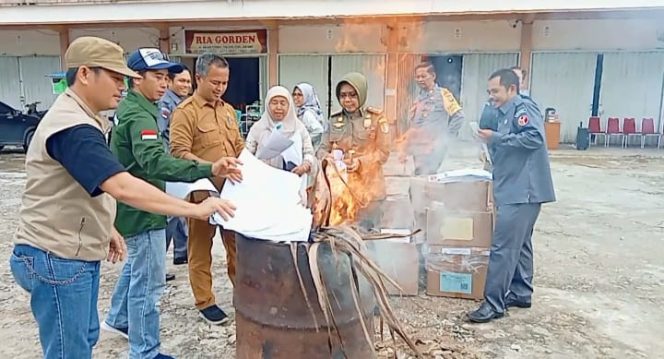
[0,143,662,358]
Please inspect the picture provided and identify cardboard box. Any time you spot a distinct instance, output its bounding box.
[367,239,419,296]
[426,180,492,213]
[425,247,489,300]
[409,177,493,245]
[379,196,415,229]
[426,204,493,248]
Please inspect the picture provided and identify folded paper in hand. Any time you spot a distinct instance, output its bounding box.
[165,149,312,242]
[256,129,293,160]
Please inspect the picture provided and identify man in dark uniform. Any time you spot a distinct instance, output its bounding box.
[469,68,556,323]
[478,67,537,168]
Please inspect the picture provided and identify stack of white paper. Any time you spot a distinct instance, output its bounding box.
[166,149,312,243]
[428,169,493,183]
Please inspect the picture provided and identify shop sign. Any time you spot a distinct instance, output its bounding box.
[185,29,267,55]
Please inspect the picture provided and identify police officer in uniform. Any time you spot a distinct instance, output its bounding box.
[469,69,556,323]
[317,72,390,231]
[400,62,465,175]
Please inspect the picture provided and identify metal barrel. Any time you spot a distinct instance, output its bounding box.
[234,233,376,359]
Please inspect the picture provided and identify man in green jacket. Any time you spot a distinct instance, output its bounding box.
[102,48,241,359]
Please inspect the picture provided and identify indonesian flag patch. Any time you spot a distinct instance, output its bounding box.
[141,129,158,141]
[518,115,529,127]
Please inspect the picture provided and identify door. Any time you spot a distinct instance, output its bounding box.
[530,52,597,143]
[599,51,664,130]
[0,56,21,109]
[428,55,463,100]
[225,57,260,111]
[278,55,329,116]
[460,53,519,139]
[18,56,61,110]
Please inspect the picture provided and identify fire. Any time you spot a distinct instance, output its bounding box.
[327,151,384,226]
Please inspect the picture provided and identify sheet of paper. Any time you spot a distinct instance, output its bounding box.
[468,121,480,134]
[281,131,303,166]
[213,149,312,242]
[166,178,217,199]
[468,121,492,165]
[256,129,293,160]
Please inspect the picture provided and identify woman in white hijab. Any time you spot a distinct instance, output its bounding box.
[292,83,325,148]
[246,85,316,180]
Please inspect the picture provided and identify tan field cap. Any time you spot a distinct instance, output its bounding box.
[65,36,141,78]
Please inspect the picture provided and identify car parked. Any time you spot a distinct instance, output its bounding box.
[0,101,45,152]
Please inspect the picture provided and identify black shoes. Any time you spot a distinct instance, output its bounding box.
[200,305,230,325]
[166,273,176,282]
[173,257,188,265]
[468,302,504,323]
[505,297,532,309]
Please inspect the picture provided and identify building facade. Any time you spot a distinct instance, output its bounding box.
[1,0,664,142]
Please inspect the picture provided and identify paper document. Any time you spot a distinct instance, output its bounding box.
[166,178,217,199]
[215,149,312,242]
[468,121,480,134]
[256,130,293,160]
[468,121,492,165]
[428,169,492,183]
[165,150,312,242]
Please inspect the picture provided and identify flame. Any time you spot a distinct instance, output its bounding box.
[323,19,431,227]
[327,153,384,226]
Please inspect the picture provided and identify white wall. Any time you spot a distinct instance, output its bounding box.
[3,18,664,57]
[0,30,60,56]
[413,21,521,53]
[70,27,161,53]
[533,19,664,51]
[279,24,386,54]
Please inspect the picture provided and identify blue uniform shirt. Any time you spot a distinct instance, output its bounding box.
[488,95,556,206]
[157,89,184,149]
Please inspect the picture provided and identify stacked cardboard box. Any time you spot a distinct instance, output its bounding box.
[368,196,419,296]
[422,177,494,300]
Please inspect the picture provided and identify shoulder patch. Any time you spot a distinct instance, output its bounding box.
[140,129,158,141]
[441,88,462,115]
[517,114,529,127]
[366,106,383,115]
[160,107,171,119]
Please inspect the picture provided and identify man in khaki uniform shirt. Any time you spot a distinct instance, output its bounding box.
[170,53,244,325]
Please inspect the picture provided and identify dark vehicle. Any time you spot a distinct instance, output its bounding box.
[0,101,45,152]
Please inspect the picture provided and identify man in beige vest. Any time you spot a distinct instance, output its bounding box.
[9,37,236,359]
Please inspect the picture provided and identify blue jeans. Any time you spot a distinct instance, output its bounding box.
[165,216,188,260]
[105,229,166,359]
[9,244,101,359]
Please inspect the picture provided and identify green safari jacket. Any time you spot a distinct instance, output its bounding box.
[111,90,213,237]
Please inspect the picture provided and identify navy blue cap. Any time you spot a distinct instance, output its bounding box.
[127,48,184,73]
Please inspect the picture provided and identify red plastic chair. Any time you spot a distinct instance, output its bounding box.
[605,117,623,148]
[622,118,641,148]
[641,118,662,148]
[588,116,605,146]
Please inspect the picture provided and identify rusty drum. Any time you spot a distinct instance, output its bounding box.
[234,233,376,359]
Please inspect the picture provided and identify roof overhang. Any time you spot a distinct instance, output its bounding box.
[1,0,664,27]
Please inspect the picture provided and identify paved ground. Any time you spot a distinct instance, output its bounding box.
[0,143,662,358]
